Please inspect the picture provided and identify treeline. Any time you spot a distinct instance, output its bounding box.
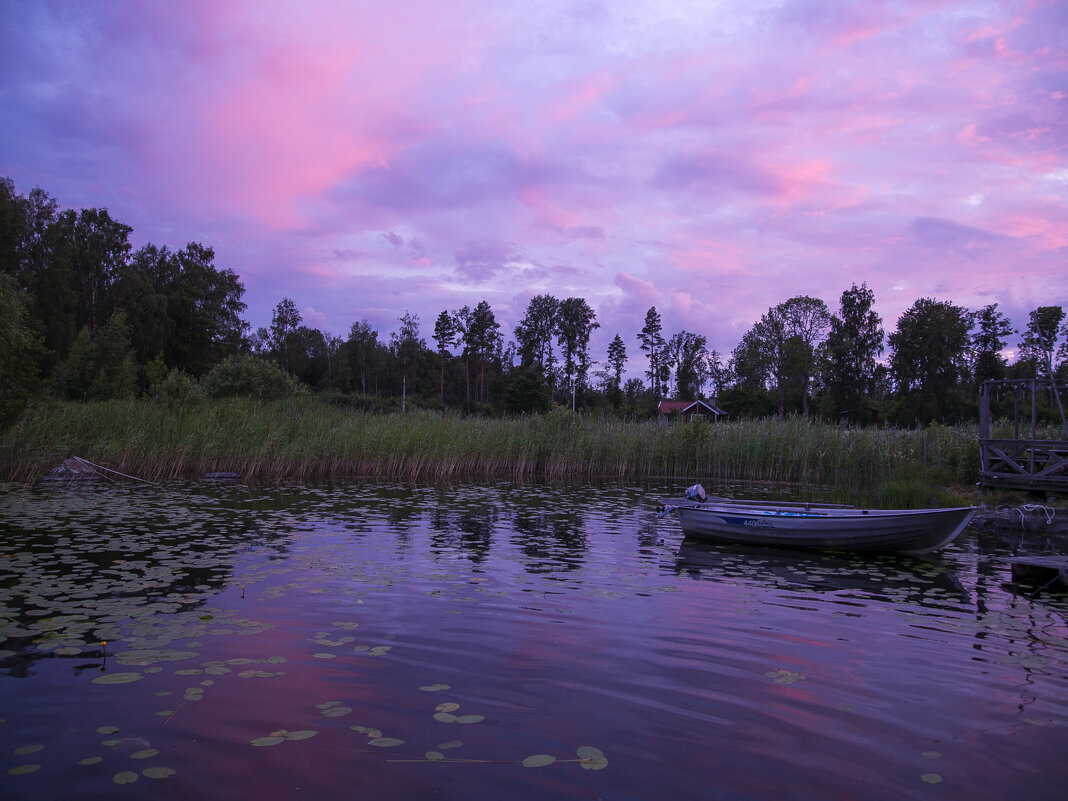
[2,176,1066,429]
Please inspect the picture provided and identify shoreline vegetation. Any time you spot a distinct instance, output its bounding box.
[0,398,983,508]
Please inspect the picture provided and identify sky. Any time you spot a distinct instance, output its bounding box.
[1,0,1066,373]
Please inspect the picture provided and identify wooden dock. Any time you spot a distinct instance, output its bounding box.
[978,379,1068,494]
[1010,555,1068,592]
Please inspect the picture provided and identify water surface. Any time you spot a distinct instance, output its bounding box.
[1,481,1066,800]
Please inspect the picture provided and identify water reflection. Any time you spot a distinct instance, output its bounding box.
[675,540,971,606]
[0,480,1066,801]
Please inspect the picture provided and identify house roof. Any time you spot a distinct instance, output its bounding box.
[657,399,728,415]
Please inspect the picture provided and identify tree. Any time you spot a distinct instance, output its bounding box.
[269,298,302,374]
[888,297,973,424]
[391,311,424,412]
[346,320,379,394]
[0,273,43,427]
[463,301,501,406]
[775,296,831,416]
[555,297,599,409]
[1018,306,1065,380]
[821,283,884,419]
[605,333,627,404]
[638,307,666,400]
[514,294,560,400]
[432,310,456,404]
[52,312,138,401]
[971,303,1014,386]
[164,243,247,375]
[733,296,831,416]
[665,331,709,399]
[70,207,133,340]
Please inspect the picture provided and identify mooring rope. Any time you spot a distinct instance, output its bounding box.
[1016,503,1055,527]
[71,455,159,486]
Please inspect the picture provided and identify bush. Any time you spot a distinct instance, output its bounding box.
[52,313,138,402]
[200,354,306,400]
[154,368,202,408]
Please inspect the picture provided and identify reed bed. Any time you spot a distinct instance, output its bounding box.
[0,398,979,504]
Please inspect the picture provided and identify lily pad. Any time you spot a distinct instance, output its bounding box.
[8,764,41,775]
[113,771,139,784]
[91,672,143,685]
[78,756,103,766]
[369,737,404,747]
[577,745,609,770]
[130,749,159,759]
[419,683,450,692]
[284,730,318,741]
[522,754,557,768]
[13,744,43,755]
[142,766,175,779]
[435,702,460,713]
[250,736,286,747]
[455,715,484,724]
[321,706,352,718]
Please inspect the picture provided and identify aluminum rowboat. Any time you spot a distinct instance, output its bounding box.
[668,500,975,554]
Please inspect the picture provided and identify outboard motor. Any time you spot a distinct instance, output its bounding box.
[683,484,707,502]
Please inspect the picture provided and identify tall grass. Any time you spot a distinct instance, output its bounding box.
[0,398,979,504]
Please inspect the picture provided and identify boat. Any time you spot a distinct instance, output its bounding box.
[661,486,975,554]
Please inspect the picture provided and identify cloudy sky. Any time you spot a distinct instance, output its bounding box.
[2,0,1065,371]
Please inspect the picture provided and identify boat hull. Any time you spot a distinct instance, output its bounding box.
[674,504,975,554]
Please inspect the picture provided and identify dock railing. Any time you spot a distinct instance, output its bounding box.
[978,379,1068,493]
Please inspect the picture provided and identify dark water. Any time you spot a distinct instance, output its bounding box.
[1,480,1066,800]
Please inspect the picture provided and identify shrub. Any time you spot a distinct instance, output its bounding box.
[200,354,306,400]
[154,368,202,408]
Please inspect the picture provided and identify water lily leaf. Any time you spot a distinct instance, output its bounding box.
[438,740,463,750]
[96,726,120,735]
[921,773,943,784]
[419,683,450,692]
[522,754,556,768]
[426,751,445,761]
[250,736,286,747]
[142,766,176,779]
[9,764,41,775]
[455,715,484,724]
[113,771,139,784]
[349,726,383,739]
[312,653,336,659]
[576,746,605,760]
[130,749,159,759]
[92,672,143,685]
[435,702,460,713]
[78,756,103,765]
[13,745,43,755]
[765,669,805,684]
[369,737,404,747]
[322,706,352,717]
[284,730,317,741]
[433,712,458,723]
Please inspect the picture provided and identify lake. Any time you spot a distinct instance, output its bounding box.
[1,480,1066,800]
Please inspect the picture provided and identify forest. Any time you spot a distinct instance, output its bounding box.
[2,175,1066,431]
